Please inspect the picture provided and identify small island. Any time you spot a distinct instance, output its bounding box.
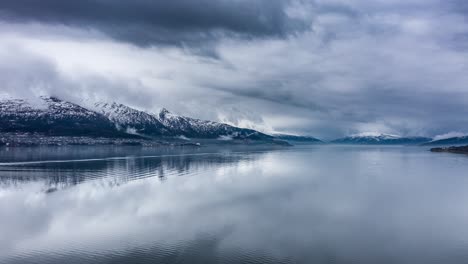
[430,146,468,154]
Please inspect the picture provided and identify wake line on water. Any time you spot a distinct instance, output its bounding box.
[0,150,276,166]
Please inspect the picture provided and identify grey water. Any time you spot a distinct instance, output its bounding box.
[1,145,468,264]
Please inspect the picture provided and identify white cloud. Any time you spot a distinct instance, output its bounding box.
[433,132,468,141]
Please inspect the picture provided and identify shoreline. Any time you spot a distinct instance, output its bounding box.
[430,145,468,154]
[0,132,290,148]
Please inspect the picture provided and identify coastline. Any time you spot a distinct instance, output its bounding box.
[0,132,290,148]
[430,145,468,154]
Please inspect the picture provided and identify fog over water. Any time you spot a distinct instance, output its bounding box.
[1,145,468,264]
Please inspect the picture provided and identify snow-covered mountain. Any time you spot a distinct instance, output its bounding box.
[157,108,272,140]
[93,102,169,136]
[0,97,125,137]
[331,133,431,145]
[0,97,275,141]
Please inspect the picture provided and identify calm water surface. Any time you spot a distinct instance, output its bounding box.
[1,145,468,264]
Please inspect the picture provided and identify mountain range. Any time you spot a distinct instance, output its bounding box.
[1,97,465,147]
[331,133,432,145]
[0,97,277,143]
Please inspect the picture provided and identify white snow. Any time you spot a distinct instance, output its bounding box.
[93,101,163,128]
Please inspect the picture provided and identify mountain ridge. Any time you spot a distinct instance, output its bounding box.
[0,97,131,138]
[0,97,278,144]
[331,133,432,145]
[1,97,448,146]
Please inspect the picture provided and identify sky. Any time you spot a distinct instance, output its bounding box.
[0,0,468,139]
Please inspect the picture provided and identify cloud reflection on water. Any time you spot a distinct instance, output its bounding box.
[1,146,468,263]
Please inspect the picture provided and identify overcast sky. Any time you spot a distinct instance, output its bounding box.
[1,0,468,139]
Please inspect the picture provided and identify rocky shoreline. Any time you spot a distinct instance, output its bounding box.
[430,145,468,154]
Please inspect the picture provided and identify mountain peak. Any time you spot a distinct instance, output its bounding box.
[159,108,171,118]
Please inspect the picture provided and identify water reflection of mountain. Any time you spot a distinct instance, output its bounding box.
[0,149,267,191]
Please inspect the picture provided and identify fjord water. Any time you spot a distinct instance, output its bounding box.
[1,145,468,264]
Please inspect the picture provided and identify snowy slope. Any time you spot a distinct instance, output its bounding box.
[0,97,123,137]
[94,102,169,136]
[157,108,273,140]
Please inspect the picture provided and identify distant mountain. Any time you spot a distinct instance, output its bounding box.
[0,97,276,143]
[424,136,468,146]
[272,134,322,144]
[331,133,431,145]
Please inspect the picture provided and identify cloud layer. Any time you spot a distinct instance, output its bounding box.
[0,0,305,48]
[1,0,468,139]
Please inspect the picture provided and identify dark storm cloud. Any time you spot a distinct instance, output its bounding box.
[0,0,306,46]
[210,82,327,112]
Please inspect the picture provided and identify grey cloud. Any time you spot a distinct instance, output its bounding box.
[0,46,160,109]
[0,0,307,47]
[209,82,328,113]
